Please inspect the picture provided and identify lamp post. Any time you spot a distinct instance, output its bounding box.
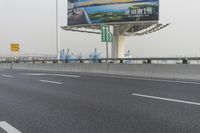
[56,0,60,60]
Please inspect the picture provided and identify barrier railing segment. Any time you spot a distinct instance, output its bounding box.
[1,57,200,64]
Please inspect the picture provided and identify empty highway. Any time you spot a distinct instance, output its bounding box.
[0,68,200,133]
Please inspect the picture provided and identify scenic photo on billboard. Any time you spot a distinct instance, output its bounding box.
[68,0,159,26]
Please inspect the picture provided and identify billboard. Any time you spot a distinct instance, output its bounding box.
[68,0,159,26]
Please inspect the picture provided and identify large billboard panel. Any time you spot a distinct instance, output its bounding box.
[68,0,159,26]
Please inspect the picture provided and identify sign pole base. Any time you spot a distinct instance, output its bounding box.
[106,42,109,63]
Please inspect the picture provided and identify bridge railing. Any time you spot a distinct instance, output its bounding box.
[1,57,200,64]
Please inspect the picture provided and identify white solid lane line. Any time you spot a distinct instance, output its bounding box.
[77,73,200,85]
[0,121,22,133]
[40,80,62,85]
[21,73,200,85]
[131,78,200,85]
[21,73,80,78]
[1,74,14,78]
[125,77,200,85]
[132,93,200,106]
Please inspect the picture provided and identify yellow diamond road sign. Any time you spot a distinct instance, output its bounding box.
[10,43,20,52]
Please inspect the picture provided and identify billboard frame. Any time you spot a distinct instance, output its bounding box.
[66,20,158,27]
[62,22,170,36]
[67,0,159,27]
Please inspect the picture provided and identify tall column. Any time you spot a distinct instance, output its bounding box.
[111,25,133,58]
[56,0,60,60]
[112,33,125,58]
[111,25,127,58]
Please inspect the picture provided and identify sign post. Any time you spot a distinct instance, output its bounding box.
[101,25,113,62]
[10,43,20,61]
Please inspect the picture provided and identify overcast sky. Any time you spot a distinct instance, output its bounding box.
[0,0,200,57]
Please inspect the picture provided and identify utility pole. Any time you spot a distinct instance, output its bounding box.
[56,0,60,60]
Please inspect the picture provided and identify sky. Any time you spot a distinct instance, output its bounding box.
[0,0,200,57]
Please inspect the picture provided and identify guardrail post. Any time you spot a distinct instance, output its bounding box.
[53,60,58,64]
[147,59,151,64]
[182,59,188,64]
[10,61,13,70]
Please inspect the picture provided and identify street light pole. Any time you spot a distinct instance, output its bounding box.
[56,0,60,60]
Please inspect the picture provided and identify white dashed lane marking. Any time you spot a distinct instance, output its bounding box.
[0,121,22,133]
[1,75,14,78]
[40,80,63,85]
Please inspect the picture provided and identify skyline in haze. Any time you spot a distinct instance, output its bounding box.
[0,0,200,57]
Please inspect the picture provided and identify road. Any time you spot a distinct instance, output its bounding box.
[0,68,200,133]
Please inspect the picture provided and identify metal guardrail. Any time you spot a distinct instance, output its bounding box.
[1,57,200,64]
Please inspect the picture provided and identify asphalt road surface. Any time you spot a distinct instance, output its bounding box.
[0,68,200,133]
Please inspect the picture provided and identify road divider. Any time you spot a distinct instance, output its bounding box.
[2,63,200,81]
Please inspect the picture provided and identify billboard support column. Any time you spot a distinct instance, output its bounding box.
[112,25,131,59]
[112,33,125,59]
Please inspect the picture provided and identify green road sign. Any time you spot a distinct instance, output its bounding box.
[101,25,113,43]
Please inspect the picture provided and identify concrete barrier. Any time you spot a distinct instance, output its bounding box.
[1,63,200,81]
[0,63,11,69]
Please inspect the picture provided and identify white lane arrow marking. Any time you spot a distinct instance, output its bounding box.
[0,121,22,133]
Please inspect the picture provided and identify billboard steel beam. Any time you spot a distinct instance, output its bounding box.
[61,23,170,36]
